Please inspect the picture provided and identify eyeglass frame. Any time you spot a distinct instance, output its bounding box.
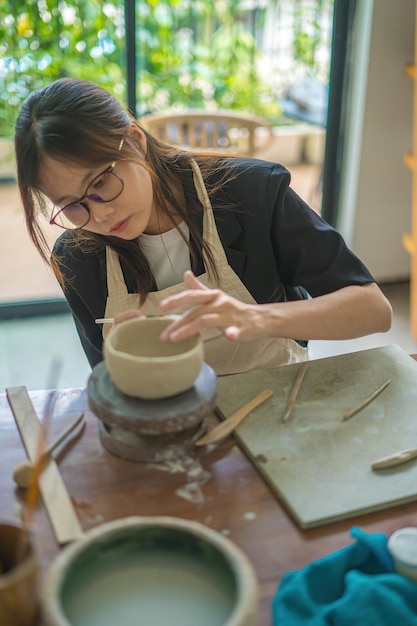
[49,138,125,230]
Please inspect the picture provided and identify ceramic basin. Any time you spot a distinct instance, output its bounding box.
[42,516,258,626]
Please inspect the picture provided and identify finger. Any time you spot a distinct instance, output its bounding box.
[162,313,228,342]
[183,270,209,291]
[160,310,199,340]
[113,310,141,326]
[160,289,218,311]
[224,325,241,340]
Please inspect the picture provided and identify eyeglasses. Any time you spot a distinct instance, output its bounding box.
[49,139,125,230]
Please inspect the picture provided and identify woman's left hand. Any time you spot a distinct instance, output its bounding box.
[160,270,263,342]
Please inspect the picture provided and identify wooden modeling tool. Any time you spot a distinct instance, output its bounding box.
[12,413,85,488]
[282,362,308,423]
[371,447,417,470]
[195,389,273,446]
[343,378,391,421]
[95,315,165,324]
[6,386,84,545]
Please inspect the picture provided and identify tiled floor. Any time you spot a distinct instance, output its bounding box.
[0,281,416,392]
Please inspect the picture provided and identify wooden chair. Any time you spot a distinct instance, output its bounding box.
[140,109,273,157]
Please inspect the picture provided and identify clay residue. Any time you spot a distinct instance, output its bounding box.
[175,482,205,504]
[72,498,105,525]
[153,455,211,505]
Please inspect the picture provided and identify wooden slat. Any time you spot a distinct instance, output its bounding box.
[404,151,416,170]
[403,232,415,254]
[188,121,197,148]
[6,386,84,545]
[405,62,416,78]
[201,121,209,148]
[409,0,417,340]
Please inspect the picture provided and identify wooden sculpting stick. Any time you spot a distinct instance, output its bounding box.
[282,362,308,423]
[6,386,84,545]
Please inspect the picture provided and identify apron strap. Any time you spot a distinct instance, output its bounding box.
[105,159,228,299]
[190,159,230,271]
[106,246,128,297]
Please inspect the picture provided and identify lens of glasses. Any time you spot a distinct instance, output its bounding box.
[54,204,91,230]
[52,170,124,230]
[86,169,123,202]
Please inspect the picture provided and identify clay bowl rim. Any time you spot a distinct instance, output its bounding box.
[42,515,258,626]
[105,316,203,364]
[0,519,35,588]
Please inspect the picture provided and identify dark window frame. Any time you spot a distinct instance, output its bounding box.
[322,0,357,226]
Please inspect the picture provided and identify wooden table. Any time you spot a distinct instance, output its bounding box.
[2,364,417,626]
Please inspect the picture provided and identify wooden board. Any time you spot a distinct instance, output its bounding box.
[6,386,84,545]
[216,345,417,529]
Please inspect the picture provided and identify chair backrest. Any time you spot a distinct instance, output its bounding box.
[140,109,273,157]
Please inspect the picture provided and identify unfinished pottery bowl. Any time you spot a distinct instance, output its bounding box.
[103,316,204,399]
[42,516,258,626]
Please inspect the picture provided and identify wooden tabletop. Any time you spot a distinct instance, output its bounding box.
[2,361,417,626]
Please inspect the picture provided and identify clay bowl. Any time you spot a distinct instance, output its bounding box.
[42,516,258,626]
[0,520,39,626]
[104,316,204,400]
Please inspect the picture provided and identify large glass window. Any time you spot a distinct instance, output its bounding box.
[0,0,126,304]
[0,0,333,305]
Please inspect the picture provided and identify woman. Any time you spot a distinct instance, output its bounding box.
[14,78,392,375]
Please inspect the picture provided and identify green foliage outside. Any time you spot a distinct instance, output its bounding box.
[293,0,328,71]
[136,0,281,120]
[0,0,126,138]
[0,0,332,139]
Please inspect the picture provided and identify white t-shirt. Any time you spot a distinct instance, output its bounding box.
[139,221,191,290]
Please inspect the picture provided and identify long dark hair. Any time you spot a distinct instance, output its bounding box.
[14,78,234,302]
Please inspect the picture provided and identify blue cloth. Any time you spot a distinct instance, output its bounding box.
[272,527,417,626]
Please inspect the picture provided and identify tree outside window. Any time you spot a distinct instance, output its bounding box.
[0,0,332,140]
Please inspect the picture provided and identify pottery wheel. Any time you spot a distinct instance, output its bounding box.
[87,361,218,462]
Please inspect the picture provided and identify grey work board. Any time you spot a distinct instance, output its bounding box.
[216,345,417,529]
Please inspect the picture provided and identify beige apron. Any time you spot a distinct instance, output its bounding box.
[103,160,308,375]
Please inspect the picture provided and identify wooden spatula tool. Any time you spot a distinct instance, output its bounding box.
[195,389,273,446]
[6,386,84,545]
